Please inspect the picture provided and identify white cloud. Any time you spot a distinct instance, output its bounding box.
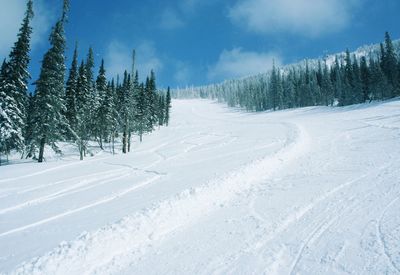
[160,8,184,30]
[179,0,220,13]
[0,0,52,58]
[105,40,163,80]
[174,61,192,84]
[208,48,281,81]
[179,0,203,13]
[229,0,360,37]
[136,41,164,76]
[31,0,53,48]
[160,0,220,31]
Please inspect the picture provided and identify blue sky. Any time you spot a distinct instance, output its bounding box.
[0,0,399,90]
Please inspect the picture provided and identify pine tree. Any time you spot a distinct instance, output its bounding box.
[65,42,78,134]
[31,0,69,163]
[340,50,353,106]
[351,54,363,103]
[309,70,320,106]
[85,47,95,87]
[146,70,158,128]
[283,70,296,108]
[0,61,25,163]
[165,87,171,126]
[315,61,324,105]
[114,74,122,133]
[127,51,137,152]
[74,61,91,160]
[1,0,35,157]
[144,76,154,134]
[108,79,118,154]
[133,82,147,142]
[294,71,302,107]
[360,56,371,102]
[370,56,390,101]
[380,42,386,71]
[269,63,283,110]
[321,61,334,106]
[8,0,34,99]
[382,32,399,96]
[9,0,34,118]
[118,71,132,153]
[331,56,342,101]
[24,92,36,158]
[301,61,314,107]
[398,59,400,89]
[85,47,99,139]
[157,94,165,127]
[96,59,113,150]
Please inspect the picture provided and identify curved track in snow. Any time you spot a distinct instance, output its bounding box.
[1,99,400,274]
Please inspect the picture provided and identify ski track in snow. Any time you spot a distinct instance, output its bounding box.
[0,157,172,218]
[377,197,400,273]
[0,168,127,199]
[286,173,381,274]
[9,121,309,275]
[258,169,382,252]
[0,134,194,240]
[213,161,399,275]
[0,176,162,239]
[216,166,387,274]
[1,99,400,274]
[0,156,111,185]
[0,168,130,215]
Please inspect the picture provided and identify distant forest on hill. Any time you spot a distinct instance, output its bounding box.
[175,33,400,112]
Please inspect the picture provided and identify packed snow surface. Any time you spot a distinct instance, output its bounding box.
[0,99,400,274]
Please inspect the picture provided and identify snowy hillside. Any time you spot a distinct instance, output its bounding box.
[1,99,400,274]
[173,39,400,99]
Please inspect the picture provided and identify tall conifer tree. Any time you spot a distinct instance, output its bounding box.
[360,56,371,102]
[74,61,91,160]
[0,0,34,158]
[65,43,79,133]
[8,0,34,132]
[32,0,69,162]
[382,32,399,96]
[96,59,113,149]
[165,87,172,126]
[0,61,25,162]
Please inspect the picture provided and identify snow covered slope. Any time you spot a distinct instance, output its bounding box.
[173,39,400,99]
[1,99,400,274]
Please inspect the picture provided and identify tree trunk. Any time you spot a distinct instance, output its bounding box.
[122,129,127,154]
[79,141,84,161]
[38,136,46,163]
[99,135,104,150]
[112,132,115,155]
[0,144,4,166]
[128,132,131,152]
